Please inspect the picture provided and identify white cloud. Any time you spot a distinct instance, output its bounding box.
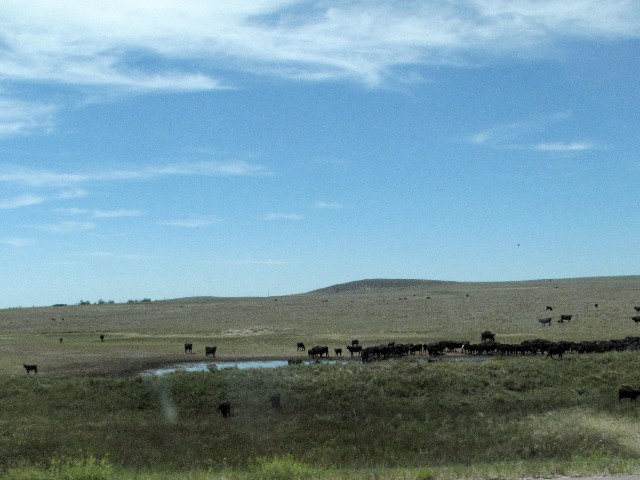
[262,213,304,221]
[58,208,144,218]
[0,189,87,209]
[31,221,96,233]
[1,237,36,247]
[0,1,638,92]
[534,142,594,152]
[315,201,344,209]
[223,259,287,265]
[469,113,595,154]
[0,98,57,137]
[0,161,271,187]
[0,194,45,209]
[159,217,220,228]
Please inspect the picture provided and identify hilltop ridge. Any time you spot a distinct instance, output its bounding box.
[308,278,453,294]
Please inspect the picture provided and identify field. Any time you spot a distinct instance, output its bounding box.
[3,276,640,479]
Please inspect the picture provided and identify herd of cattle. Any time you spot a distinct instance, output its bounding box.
[297,331,640,364]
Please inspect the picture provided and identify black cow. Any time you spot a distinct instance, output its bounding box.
[99,334,105,342]
[218,400,232,417]
[287,358,303,365]
[351,339,359,346]
[205,346,217,357]
[560,314,572,322]
[308,346,329,358]
[334,348,342,357]
[346,345,362,356]
[546,345,567,359]
[635,306,640,313]
[481,331,495,342]
[546,305,553,311]
[633,316,640,324]
[538,317,552,326]
[296,342,306,351]
[23,364,38,374]
[184,343,193,354]
[619,386,640,402]
[269,393,282,409]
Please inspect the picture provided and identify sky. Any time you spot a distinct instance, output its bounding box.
[1,1,639,308]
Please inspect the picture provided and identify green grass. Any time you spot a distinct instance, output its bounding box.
[4,276,640,478]
[4,352,640,478]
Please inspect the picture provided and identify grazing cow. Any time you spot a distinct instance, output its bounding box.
[346,345,363,356]
[595,303,598,308]
[481,331,495,342]
[23,364,38,374]
[619,386,640,402]
[633,316,640,324]
[546,346,567,359]
[351,339,359,346]
[184,343,193,354]
[100,334,105,342]
[59,337,63,343]
[560,314,572,322]
[296,342,306,351]
[308,346,329,358]
[218,400,232,417]
[635,306,640,313]
[538,317,552,327]
[546,305,553,311]
[269,393,282,409]
[334,348,342,357]
[205,346,217,357]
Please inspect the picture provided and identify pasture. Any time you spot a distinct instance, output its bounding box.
[3,276,640,479]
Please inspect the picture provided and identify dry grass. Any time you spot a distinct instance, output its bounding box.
[2,276,640,375]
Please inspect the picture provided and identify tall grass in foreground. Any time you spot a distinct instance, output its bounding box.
[3,352,640,478]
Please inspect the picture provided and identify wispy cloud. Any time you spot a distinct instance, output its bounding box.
[262,213,304,221]
[0,1,638,94]
[57,207,144,218]
[315,201,344,209]
[0,161,271,187]
[0,98,57,138]
[0,194,46,209]
[0,189,87,209]
[158,217,220,228]
[1,237,36,247]
[534,142,595,152]
[469,113,595,154]
[222,259,287,265]
[31,221,96,233]
[79,251,147,260]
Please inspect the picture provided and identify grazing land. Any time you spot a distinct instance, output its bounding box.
[3,276,640,479]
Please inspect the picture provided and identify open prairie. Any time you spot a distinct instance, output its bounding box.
[4,276,640,479]
[2,276,640,376]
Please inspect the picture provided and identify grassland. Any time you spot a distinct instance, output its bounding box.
[2,276,640,479]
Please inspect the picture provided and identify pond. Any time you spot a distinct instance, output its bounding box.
[142,359,345,376]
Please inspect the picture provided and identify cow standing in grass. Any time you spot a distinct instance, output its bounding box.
[184,343,193,354]
[481,331,495,342]
[23,364,37,374]
[619,386,640,401]
[346,345,362,356]
[218,400,232,417]
[205,346,217,357]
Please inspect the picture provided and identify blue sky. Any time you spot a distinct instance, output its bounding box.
[1,1,639,307]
